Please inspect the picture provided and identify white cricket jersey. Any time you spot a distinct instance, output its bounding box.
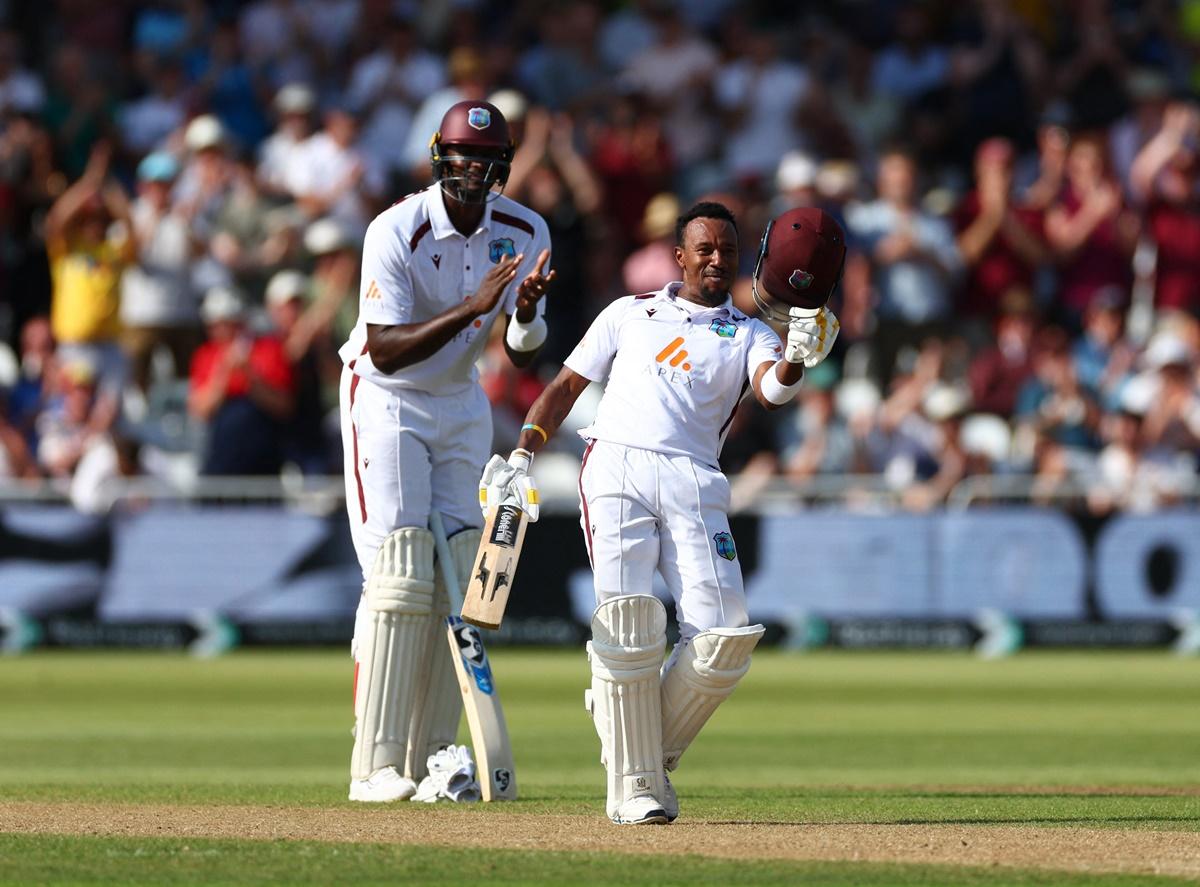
[339,184,551,394]
[565,282,783,468]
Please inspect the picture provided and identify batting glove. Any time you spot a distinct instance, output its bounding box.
[478,449,540,522]
[785,305,840,368]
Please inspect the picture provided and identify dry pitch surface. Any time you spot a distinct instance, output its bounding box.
[3,800,1199,880]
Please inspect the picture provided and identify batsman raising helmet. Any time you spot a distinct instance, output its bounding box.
[338,99,554,802]
[479,202,843,824]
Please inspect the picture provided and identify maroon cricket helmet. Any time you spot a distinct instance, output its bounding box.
[752,207,847,321]
[429,100,515,202]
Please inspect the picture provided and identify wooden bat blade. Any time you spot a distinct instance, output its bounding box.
[462,503,528,630]
[445,616,517,801]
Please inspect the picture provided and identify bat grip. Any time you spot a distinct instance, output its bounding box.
[429,511,465,612]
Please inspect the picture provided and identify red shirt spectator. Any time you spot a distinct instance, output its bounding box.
[1145,197,1200,313]
[190,333,293,400]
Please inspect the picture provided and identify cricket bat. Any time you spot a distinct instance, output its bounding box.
[461,502,529,630]
[430,511,517,802]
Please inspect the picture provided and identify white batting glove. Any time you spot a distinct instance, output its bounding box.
[785,305,840,368]
[478,449,540,522]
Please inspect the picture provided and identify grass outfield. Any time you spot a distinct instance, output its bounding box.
[0,649,1197,885]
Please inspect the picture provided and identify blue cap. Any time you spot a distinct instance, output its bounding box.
[137,151,180,182]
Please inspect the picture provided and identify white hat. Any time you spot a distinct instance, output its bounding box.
[185,114,224,151]
[834,378,881,420]
[265,270,308,306]
[274,83,315,115]
[304,217,349,255]
[776,151,817,192]
[960,413,1011,462]
[200,286,244,323]
[922,383,970,421]
[1142,332,1194,369]
[487,88,528,124]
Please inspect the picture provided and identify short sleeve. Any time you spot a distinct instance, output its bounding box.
[358,218,413,325]
[503,214,553,318]
[746,320,783,379]
[564,297,629,383]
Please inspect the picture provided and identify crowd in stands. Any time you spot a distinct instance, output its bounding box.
[0,0,1198,514]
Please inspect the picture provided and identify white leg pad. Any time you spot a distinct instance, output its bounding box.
[660,624,765,771]
[405,528,479,780]
[350,528,435,781]
[587,594,667,821]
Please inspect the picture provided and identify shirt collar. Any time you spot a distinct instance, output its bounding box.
[661,282,746,321]
[428,184,493,240]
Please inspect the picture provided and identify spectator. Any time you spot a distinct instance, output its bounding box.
[954,138,1048,329]
[188,286,294,476]
[516,2,605,113]
[968,289,1039,418]
[622,192,679,296]
[871,5,949,106]
[714,28,809,186]
[184,17,269,149]
[620,5,717,170]
[120,151,201,394]
[116,55,188,158]
[285,106,383,239]
[1072,294,1135,410]
[845,146,962,387]
[6,316,55,449]
[43,142,134,433]
[1138,330,1200,461]
[36,359,101,478]
[174,115,235,245]
[1045,131,1138,327]
[257,82,317,199]
[1129,100,1200,315]
[264,270,331,474]
[209,154,297,298]
[303,216,358,343]
[1015,329,1101,457]
[0,29,45,116]
[346,16,444,182]
[401,47,491,182]
[41,43,115,178]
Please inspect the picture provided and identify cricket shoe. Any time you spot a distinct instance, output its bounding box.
[611,795,669,825]
[662,772,678,822]
[348,766,417,802]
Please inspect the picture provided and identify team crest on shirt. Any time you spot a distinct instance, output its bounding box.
[709,319,737,338]
[489,237,516,263]
[468,107,491,130]
[713,531,737,561]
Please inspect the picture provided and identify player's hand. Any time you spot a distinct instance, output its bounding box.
[478,449,540,522]
[514,249,555,316]
[785,305,839,368]
[467,253,523,316]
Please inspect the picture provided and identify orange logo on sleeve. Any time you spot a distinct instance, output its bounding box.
[364,280,382,301]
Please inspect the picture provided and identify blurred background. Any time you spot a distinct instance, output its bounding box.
[0,0,1197,651]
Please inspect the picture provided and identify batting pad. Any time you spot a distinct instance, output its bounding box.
[587,594,667,820]
[660,624,765,771]
[406,528,481,781]
[351,527,436,780]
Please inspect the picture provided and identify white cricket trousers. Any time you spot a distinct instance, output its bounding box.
[577,440,748,641]
[340,366,490,578]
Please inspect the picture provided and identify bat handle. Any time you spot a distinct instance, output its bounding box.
[429,511,465,612]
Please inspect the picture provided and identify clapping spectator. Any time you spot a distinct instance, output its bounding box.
[954,138,1048,329]
[846,146,962,387]
[44,142,134,433]
[1129,99,1200,314]
[1045,132,1138,327]
[286,107,383,239]
[188,286,294,476]
[120,151,201,394]
[257,82,317,199]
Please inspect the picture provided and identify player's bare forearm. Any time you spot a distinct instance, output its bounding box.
[516,366,590,452]
[365,303,482,374]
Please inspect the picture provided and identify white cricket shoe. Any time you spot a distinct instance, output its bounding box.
[662,772,678,822]
[611,795,669,825]
[348,766,417,802]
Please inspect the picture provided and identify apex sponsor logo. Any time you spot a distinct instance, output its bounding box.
[647,337,696,388]
[363,280,383,301]
[655,337,691,371]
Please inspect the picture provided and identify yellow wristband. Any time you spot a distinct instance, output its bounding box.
[521,423,549,444]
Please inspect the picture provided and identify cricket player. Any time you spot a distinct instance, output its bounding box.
[480,202,845,824]
[340,100,554,802]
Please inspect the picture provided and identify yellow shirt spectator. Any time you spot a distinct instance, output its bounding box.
[48,235,133,345]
